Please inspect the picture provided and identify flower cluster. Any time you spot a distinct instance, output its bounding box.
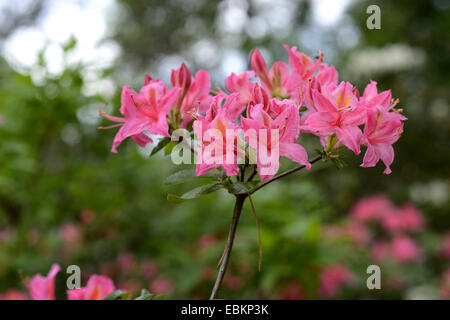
[350,195,425,264]
[28,264,116,300]
[101,45,406,178]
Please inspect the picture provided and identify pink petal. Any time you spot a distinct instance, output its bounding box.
[279,142,311,170]
[251,49,272,90]
[336,126,362,155]
[312,90,338,113]
[28,264,60,300]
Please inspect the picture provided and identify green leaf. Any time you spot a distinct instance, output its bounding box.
[134,289,154,300]
[104,290,127,300]
[164,168,199,185]
[163,168,224,186]
[150,137,171,157]
[227,181,258,195]
[164,141,178,156]
[167,183,224,203]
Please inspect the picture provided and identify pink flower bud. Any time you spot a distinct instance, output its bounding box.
[171,62,192,93]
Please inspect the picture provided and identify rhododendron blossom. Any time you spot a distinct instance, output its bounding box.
[241,103,310,180]
[28,264,60,300]
[100,45,406,178]
[25,264,118,300]
[67,275,115,300]
[98,45,408,300]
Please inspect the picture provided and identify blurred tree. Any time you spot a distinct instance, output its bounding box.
[0,0,43,42]
[109,0,311,82]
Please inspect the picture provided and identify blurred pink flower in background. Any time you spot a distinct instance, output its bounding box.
[350,195,393,222]
[67,275,115,300]
[58,223,82,243]
[440,234,450,259]
[27,264,60,300]
[224,274,244,290]
[372,237,422,264]
[277,283,305,300]
[58,223,83,256]
[140,260,159,279]
[381,203,424,233]
[117,253,136,273]
[196,233,218,250]
[150,277,174,295]
[319,265,353,297]
[371,242,391,262]
[0,227,16,242]
[439,269,450,299]
[391,236,422,264]
[201,267,215,281]
[323,221,370,246]
[0,289,29,300]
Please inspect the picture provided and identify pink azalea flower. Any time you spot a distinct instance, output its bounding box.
[250,48,292,98]
[241,102,310,180]
[361,105,406,174]
[170,62,192,97]
[249,84,272,114]
[319,265,353,298]
[225,71,256,107]
[248,84,294,119]
[316,63,338,89]
[361,80,392,110]
[303,63,338,111]
[304,82,366,154]
[100,83,181,153]
[0,289,29,300]
[283,45,322,91]
[179,69,212,116]
[28,264,61,300]
[67,275,115,300]
[193,99,240,177]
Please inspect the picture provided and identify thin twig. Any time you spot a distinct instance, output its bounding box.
[248,155,322,195]
[210,195,247,300]
[209,154,323,299]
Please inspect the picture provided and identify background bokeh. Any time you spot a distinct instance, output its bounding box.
[0,0,449,299]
